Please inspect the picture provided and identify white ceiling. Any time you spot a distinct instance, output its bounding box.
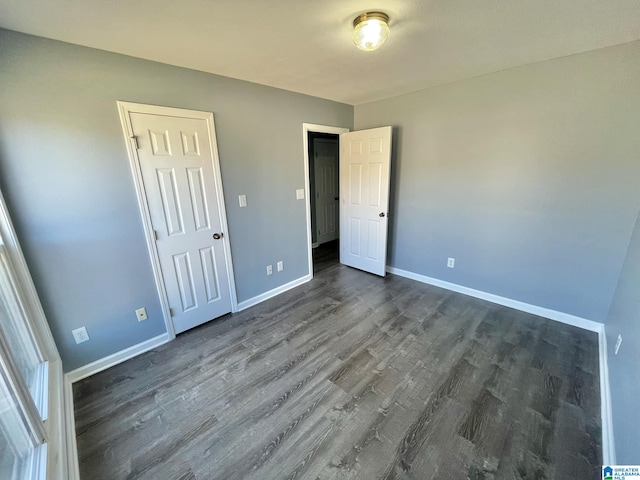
[1,0,640,105]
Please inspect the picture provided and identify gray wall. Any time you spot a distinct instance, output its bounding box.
[0,29,352,371]
[2,29,640,460]
[606,209,640,463]
[355,41,640,322]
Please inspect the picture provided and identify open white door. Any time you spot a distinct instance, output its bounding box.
[340,126,392,276]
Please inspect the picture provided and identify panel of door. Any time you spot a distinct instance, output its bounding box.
[339,126,392,276]
[313,138,339,245]
[130,113,232,334]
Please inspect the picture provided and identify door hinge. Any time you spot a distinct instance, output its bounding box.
[169,308,174,317]
[130,135,139,149]
[153,230,158,241]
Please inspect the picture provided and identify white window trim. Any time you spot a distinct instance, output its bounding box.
[0,190,73,480]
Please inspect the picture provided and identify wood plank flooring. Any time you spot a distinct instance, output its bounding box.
[73,253,601,480]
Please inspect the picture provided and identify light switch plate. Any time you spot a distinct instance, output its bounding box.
[239,194,247,207]
[296,189,305,200]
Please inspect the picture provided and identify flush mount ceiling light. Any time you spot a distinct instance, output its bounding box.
[352,11,390,51]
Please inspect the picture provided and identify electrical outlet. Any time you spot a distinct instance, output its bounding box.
[277,261,284,272]
[296,189,305,200]
[238,194,247,207]
[135,307,148,322]
[72,326,89,344]
[615,334,623,355]
[266,265,273,275]
[447,257,455,268]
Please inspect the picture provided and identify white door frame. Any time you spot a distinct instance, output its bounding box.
[302,123,349,278]
[118,101,238,340]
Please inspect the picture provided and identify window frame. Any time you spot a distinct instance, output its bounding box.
[0,190,71,480]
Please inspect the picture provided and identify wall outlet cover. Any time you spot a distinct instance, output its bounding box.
[239,194,247,207]
[72,326,89,344]
[277,261,284,272]
[135,307,148,321]
[266,265,273,275]
[296,189,305,200]
[447,258,455,268]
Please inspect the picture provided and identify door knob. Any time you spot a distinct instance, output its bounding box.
[379,212,385,217]
[213,233,223,240]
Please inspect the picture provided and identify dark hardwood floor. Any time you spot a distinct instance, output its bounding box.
[313,240,339,274]
[73,253,601,480]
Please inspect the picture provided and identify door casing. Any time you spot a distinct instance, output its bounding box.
[118,101,238,339]
[302,123,349,278]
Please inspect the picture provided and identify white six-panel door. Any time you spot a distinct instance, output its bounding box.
[340,127,392,276]
[129,111,233,334]
[314,138,339,245]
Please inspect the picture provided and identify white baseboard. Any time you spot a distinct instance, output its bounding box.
[61,267,616,466]
[63,375,80,480]
[386,266,602,332]
[238,274,312,311]
[386,265,615,461]
[66,333,171,384]
[598,325,616,464]
[61,278,309,478]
